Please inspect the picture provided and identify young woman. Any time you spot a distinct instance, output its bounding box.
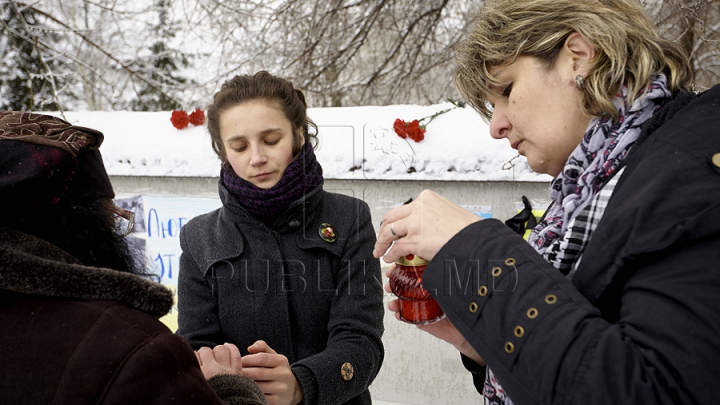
[374,0,720,404]
[177,71,385,405]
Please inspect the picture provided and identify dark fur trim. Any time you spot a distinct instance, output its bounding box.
[0,230,172,317]
[207,374,268,405]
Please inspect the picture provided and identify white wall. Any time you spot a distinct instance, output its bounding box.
[111,176,550,405]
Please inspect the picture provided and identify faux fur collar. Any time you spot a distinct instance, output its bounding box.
[0,229,172,317]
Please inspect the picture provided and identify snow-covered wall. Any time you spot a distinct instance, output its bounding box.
[53,103,552,183]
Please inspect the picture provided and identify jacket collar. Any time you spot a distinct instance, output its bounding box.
[573,87,720,303]
[0,229,173,317]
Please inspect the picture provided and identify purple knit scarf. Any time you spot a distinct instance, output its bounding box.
[221,141,323,223]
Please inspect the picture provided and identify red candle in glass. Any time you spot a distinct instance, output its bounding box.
[389,254,445,325]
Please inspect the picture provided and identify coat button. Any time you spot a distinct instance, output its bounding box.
[341,362,354,381]
[319,223,337,242]
[288,219,301,227]
[712,153,720,168]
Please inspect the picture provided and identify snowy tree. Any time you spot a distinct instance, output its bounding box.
[649,0,720,90]
[0,0,717,111]
[129,0,191,111]
[0,1,76,110]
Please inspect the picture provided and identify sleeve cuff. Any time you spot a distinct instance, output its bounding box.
[207,374,268,405]
[291,365,318,405]
[460,353,486,396]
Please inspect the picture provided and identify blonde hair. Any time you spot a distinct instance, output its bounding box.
[454,0,692,121]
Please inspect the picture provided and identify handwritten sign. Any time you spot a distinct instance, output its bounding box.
[115,195,222,331]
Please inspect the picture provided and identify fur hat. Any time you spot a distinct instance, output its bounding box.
[0,112,114,223]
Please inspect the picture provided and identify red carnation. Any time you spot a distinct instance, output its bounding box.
[393,118,426,143]
[170,110,189,129]
[390,102,462,144]
[189,108,205,126]
[405,119,426,142]
[393,118,409,139]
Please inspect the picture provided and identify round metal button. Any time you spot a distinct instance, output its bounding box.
[712,153,720,168]
[527,307,538,319]
[478,286,488,296]
[492,266,502,277]
[514,325,524,338]
[545,294,557,304]
[469,302,479,313]
[505,342,514,353]
[341,362,354,381]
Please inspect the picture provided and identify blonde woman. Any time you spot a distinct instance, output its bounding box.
[374,0,720,404]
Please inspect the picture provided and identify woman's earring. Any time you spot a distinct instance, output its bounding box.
[574,75,585,90]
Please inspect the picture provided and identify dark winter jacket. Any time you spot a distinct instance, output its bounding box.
[177,183,385,405]
[425,85,720,404]
[0,229,267,405]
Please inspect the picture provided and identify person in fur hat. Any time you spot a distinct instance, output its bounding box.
[0,111,266,405]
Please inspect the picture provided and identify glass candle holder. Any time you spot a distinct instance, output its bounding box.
[389,254,445,325]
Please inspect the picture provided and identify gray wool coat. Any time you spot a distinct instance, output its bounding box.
[177,182,385,405]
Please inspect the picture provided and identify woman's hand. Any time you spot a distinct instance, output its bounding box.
[373,189,481,263]
[384,265,486,366]
[195,343,244,380]
[242,340,302,405]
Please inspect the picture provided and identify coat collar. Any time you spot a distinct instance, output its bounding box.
[573,86,720,303]
[0,229,173,317]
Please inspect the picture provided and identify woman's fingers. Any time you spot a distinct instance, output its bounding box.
[248,340,278,355]
[222,343,243,374]
[376,189,482,263]
[373,204,413,258]
[211,344,232,365]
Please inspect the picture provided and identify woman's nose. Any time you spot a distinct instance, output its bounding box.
[489,108,511,140]
[249,145,267,166]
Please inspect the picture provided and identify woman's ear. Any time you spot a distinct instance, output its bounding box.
[564,32,596,74]
[294,128,305,155]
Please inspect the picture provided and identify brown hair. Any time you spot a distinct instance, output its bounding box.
[454,0,693,121]
[206,71,318,162]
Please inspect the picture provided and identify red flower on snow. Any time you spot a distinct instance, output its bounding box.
[392,101,463,143]
[189,108,205,126]
[393,119,426,142]
[170,110,190,129]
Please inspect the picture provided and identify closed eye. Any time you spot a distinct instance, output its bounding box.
[502,83,513,97]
